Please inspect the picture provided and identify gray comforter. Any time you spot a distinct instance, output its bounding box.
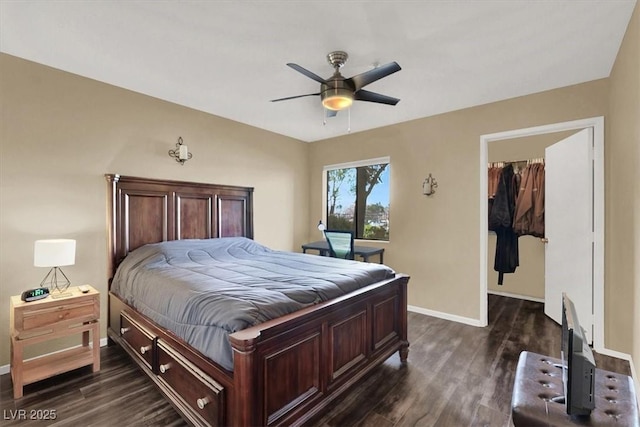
[111,237,394,371]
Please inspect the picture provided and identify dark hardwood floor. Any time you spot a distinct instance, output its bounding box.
[1,295,631,426]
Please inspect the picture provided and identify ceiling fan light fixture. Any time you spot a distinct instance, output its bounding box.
[273,51,400,115]
[321,88,353,111]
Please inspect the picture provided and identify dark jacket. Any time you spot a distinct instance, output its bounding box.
[489,163,519,284]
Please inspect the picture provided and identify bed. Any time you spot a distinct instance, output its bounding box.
[106,174,410,427]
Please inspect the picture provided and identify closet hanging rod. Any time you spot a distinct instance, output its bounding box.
[488,157,545,167]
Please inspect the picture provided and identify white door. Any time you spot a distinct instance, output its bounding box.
[545,128,594,343]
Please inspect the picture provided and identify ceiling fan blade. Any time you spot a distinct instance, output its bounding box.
[348,61,401,90]
[270,93,320,102]
[287,63,327,84]
[354,89,400,106]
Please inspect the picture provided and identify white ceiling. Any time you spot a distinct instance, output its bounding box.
[1,1,636,142]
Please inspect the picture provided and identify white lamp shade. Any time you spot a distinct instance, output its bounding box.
[34,239,76,267]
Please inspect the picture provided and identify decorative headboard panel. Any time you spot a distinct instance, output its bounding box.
[106,174,254,281]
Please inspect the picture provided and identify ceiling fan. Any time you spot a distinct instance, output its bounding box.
[271,51,401,116]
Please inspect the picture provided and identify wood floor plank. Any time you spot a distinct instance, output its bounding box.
[393,374,459,427]
[307,359,405,426]
[0,295,632,427]
[355,411,394,427]
[470,403,511,427]
[370,361,447,424]
[433,370,487,426]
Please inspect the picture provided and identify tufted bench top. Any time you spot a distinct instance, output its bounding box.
[511,351,639,426]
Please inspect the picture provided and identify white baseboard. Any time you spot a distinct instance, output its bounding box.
[488,290,545,303]
[408,305,483,327]
[0,337,109,376]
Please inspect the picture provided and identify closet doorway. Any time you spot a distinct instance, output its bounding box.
[479,117,604,350]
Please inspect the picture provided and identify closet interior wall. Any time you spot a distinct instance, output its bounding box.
[487,130,578,300]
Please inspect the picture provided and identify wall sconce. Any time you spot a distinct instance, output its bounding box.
[317,220,326,233]
[423,173,438,196]
[168,136,192,165]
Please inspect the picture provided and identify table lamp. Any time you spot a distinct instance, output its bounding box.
[34,239,76,293]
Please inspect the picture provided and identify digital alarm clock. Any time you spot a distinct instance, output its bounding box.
[21,287,50,302]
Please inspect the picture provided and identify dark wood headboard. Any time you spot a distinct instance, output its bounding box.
[105,174,253,281]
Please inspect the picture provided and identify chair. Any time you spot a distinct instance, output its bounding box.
[323,230,355,260]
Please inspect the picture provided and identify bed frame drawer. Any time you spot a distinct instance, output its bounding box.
[120,311,155,370]
[157,340,225,427]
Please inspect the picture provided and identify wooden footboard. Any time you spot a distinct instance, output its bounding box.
[108,273,409,426]
[230,273,409,426]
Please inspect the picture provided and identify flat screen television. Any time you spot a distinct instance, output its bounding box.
[560,292,596,416]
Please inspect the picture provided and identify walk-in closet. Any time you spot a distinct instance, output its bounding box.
[487,130,578,301]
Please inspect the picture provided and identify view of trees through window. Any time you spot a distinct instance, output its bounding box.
[326,162,389,240]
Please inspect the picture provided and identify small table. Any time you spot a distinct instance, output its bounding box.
[301,240,385,264]
[10,285,100,398]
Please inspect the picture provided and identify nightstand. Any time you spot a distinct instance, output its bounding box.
[10,285,100,399]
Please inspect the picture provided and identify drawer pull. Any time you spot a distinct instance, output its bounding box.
[140,345,152,355]
[159,363,171,373]
[196,397,210,410]
[120,327,130,335]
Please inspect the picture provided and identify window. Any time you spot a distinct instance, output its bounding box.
[324,157,390,241]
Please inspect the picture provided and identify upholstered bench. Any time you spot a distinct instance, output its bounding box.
[511,351,639,426]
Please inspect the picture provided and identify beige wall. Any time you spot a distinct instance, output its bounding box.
[0,54,309,364]
[608,3,639,364]
[309,80,609,323]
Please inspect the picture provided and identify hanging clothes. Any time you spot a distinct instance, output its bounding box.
[512,163,535,236]
[488,164,503,199]
[488,164,503,231]
[488,158,546,285]
[513,161,545,237]
[488,163,519,285]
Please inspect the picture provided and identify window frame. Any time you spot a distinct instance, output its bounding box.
[322,156,391,243]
